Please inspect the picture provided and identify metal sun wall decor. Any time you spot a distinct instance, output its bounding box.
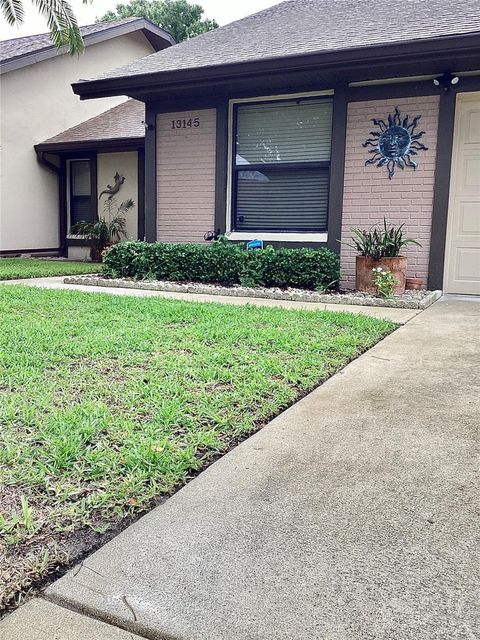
[363,106,428,179]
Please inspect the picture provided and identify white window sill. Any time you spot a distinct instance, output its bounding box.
[226,232,328,243]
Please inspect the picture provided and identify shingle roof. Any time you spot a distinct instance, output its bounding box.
[0,19,133,62]
[38,99,144,147]
[0,18,175,69]
[85,0,480,84]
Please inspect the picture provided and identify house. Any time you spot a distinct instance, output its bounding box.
[34,98,147,259]
[0,18,174,257]
[66,0,480,295]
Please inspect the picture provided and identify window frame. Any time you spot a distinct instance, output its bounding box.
[67,156,97,237]
[226,90,334,242]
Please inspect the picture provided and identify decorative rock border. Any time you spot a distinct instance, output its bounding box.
[64,275,442,310]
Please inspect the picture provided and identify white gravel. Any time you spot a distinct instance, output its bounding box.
[63,276,442,310]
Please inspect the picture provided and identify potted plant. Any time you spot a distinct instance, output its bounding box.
[71,198,134,262]
[372,266,399,298]
[343,219,421,295]
[405,276,424,290]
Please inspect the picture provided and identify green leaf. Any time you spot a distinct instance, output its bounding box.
[102,240,340,291]
[1,0,25,25]
[97,0,218,43]
[31,0,84,53]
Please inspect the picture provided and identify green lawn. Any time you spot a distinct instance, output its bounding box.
[0,285,395,609]
[0,258,100,281]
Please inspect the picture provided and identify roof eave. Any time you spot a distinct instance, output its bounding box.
[72,32,480,100]
[35,136,145,154]
[0,19,175,75]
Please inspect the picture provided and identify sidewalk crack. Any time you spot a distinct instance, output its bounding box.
[122,594,138,622]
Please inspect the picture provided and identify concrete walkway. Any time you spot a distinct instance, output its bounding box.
[2,276,420,324]
[2,296,479,639]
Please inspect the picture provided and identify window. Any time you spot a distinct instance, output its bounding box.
[70,160,93,227]
[232,96,333,235]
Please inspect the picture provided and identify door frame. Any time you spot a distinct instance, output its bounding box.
[443,91,480,294]
[428,76,480,290]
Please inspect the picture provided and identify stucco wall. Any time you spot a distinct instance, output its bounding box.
[156,109,216,243]
[0,32,154,252]
[340,96,440,289]
[97,151,139,241]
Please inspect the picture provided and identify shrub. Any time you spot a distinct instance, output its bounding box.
[103,240,340,291]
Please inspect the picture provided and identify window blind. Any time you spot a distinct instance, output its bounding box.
[70,198,92,227]
[70,160,92,227]
[236,98,333,164]
[236,167,329,232]
[71,161,91,196]
[233,96,333,234]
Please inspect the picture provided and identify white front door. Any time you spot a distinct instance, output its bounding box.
[444,92,480,295]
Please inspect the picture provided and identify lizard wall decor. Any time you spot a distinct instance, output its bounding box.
[99,172,125,199]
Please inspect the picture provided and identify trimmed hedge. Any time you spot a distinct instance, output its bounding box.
[103,240,340,291]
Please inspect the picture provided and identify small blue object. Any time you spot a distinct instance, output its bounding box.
[247,239,264,250]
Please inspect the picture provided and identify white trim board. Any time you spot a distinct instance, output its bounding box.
[227,232,328,243]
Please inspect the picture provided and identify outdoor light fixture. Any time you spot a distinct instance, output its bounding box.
[142,120,155,131]
[433,72,460,92]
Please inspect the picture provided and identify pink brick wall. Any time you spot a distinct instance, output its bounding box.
[156,109,216,243]
[340,96,440,289]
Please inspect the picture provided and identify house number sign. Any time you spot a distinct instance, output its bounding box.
[362,106,428,179]
[171,117,200,129]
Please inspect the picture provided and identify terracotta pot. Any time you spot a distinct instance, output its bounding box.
[356,256,407,295]
[405,277,424,291]
[89,246,102,263]
[90,243,113,263]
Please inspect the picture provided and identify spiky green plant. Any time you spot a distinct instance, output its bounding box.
[341,218,421,259]
[72,198,134,262]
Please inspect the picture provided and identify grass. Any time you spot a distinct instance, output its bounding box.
[0,258,100,281]
[0,285,395,609]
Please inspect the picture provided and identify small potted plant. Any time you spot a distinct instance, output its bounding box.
[405,276,424,290]
[343,219,421,295]
[372,267,399,298]
[71,198,134,262]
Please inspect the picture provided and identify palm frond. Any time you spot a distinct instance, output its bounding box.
[117,198,135,215]
[1,0,25,25]
[32,0,84,53]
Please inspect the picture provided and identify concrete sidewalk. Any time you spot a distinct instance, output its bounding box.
[2,296,479,639]
[2,276,420,324]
